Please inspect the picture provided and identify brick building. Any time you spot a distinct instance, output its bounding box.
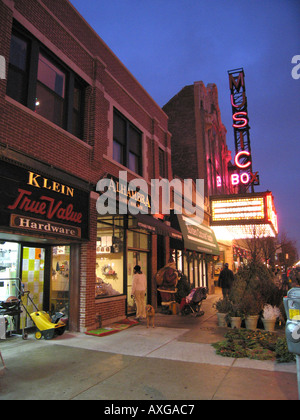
[163,82,234,286]
[0,0,180,333]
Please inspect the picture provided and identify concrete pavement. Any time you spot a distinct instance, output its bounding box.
[0,294,298,401]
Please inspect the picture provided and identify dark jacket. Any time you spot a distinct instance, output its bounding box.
[218,267,234,289]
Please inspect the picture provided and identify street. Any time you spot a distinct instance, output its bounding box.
[0,294,298,401]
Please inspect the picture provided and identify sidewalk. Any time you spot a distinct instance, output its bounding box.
[0,293,298,400]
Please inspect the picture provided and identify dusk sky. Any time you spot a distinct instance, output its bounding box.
[70,0,300,255]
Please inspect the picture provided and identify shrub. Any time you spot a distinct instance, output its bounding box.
[212,329,295,363]
[275,337,296,363]
[213,297,233,313]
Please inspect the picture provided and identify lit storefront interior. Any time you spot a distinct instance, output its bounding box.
[170,214,220,289]
[0,158,90,334]
[95,215,151,315]
[95,214,182,315]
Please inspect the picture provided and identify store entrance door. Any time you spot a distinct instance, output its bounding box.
[127,250,148,315]
[20,246,46,330]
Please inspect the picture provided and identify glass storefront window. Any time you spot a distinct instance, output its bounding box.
[127,250,148,314]
[51,246,70,318]
[21,246,45,330]
[96,218,124,298]
[0,242,20,301]
[127,230,149,250]
[171,249,207,288]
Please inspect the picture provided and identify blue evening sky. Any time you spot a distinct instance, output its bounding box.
[70,0,300,255]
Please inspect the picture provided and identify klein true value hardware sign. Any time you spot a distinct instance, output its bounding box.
[0,160,89,240]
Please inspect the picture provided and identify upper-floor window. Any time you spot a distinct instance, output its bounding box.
[159,148,166,178]
[6,22,86,140]
[6,33,29,105]
[113,109,142,176]
[35,53,66,128]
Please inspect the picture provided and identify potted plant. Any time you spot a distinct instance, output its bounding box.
[262,304,281,332]
[226,303,243,329]
[213,297,232,327]
[240,292,263,330]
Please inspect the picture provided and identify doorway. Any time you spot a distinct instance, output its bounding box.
[127,250,149,315]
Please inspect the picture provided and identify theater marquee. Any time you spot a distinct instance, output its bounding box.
[210,192,278,239]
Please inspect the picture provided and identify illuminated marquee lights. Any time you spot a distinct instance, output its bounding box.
[210,193,278,239]
[234,151,251,169]
[212,197,265,221]
[212,224,277,240]
[228,68,259,189]
[232,111,248,129]
[230,151,259,187]
[266,194,278,234]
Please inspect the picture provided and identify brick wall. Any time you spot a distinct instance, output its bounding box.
[0,0,171,331]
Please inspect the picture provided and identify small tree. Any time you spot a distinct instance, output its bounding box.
[230,261,284,309]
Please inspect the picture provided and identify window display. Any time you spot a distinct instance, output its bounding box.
[51,246,69,319]
[96,217,124,298]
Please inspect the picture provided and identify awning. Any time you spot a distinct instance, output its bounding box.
[177,215,220,255]
[134,214,182,239]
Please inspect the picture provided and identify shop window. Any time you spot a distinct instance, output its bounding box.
[0,242,20,296]
[51,246,70,320]
[20,247,45,330]
[113,109,142,175]
[96,218,124,298]
[177,250,206,288]
[171,249,183,272]
[127,230,150,250]
[6,22,86,140]
[127,218,150,314]
[0,242,21,334]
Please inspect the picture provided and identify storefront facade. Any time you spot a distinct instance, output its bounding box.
[0,156,90,332]
[170,214,219,292]
[0,0,172,332]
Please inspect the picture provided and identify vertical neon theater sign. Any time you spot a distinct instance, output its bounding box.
[228,68,259,192]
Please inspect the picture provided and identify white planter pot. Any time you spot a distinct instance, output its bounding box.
[217,312,227,327]
[245,315,259,330]
[230,316,242,329]
[262,318,276,332]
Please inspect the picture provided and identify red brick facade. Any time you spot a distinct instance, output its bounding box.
[0,0,172,331]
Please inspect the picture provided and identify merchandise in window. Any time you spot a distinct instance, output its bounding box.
[96,217,124,298]
[51,246,70,320]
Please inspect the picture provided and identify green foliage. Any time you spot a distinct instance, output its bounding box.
[212,329,295,363]
[230,262,285,315]
[213,297,233,314]
[275,337,296,363]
